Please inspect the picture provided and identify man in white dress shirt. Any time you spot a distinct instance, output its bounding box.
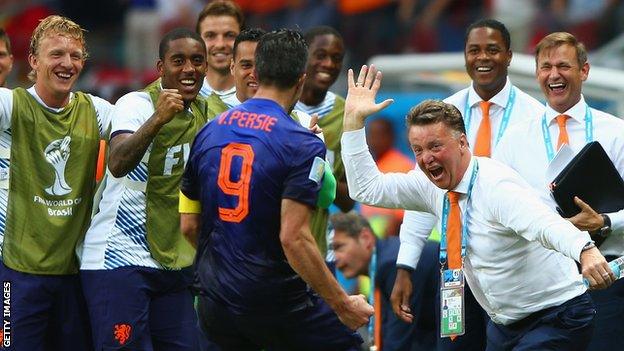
[393,19,545,350]
[494,31,624,351]
[341,64,614,350]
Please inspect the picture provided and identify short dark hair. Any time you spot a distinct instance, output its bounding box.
[464,19,511,51]
[535,32,587,67]
[233,28,266,59]
[196,0,244,34]
[255,29,308,90]
[330,211,372,239]
[303,25,342,46]
[159,28,206,60]
[0,29,11,54]
[406,100,466,137]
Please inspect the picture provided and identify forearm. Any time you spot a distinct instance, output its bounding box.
[108,117,164,177]
[180,213,200,249]
[280,199,349,312]
[496,183,590,261]
[341,128,431,210]
[283,227,348,309]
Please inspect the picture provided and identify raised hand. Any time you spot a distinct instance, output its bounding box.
[154,89,184,126]
[343,65,394,131]
[308,113,323,135]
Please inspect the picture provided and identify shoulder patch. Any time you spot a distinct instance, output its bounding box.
[308,156,325,184]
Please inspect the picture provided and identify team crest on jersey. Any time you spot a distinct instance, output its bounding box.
[44,136,72,196]
[113,323,132,345]
[308,156,325,184]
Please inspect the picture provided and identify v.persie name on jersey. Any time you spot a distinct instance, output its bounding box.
[217,110,278,132]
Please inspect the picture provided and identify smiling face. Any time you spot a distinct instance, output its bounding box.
[464,27,511,100]
[0,40,13,87]
[231,41,258,102]
[409,122,470,190]
[198,15,240,75]
[28,33,85,107]
[536,44,588,113]
[158,37,207,104]
[304,34,344,93]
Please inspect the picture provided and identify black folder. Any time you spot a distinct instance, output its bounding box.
[551,141,624,219]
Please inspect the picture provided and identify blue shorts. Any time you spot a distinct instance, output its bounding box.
[0,261,92,351]
[197,293,363,351]
[80,266,199,351]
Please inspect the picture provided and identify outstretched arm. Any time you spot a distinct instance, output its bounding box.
[341,65,435,211]
[280,198,373,330]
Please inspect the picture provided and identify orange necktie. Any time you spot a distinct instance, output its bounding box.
[473,101,492,157]
[374,288,382,350]
[556,114,570,150]
[446,191,462,269]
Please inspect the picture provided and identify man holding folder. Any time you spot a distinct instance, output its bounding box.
[493,32,624,350]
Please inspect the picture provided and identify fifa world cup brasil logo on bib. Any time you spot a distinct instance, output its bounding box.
[44,136,72,196]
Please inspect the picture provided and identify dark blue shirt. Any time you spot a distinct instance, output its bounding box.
[376,238,438,351]
[181,98,326,315]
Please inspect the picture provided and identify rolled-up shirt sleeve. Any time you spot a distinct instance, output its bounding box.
[397,210,438,269]
[341,128,435,212]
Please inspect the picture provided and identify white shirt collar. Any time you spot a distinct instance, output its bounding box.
[450,157,477,195]
[467,77,512,109]
[204,76,236,96]
[545,95,587,125]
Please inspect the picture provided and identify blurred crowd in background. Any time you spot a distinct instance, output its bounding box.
[1,0,624,104]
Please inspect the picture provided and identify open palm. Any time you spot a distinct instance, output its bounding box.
[343,65,394,131]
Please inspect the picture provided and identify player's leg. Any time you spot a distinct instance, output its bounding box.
[0,262,52,351]
[80,267,153,350]
[49,273,93,351]
[148,268,198,351]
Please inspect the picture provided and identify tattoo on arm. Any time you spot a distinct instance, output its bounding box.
[108,117,164,177]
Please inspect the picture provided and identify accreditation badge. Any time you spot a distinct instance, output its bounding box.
[440,268,465,338]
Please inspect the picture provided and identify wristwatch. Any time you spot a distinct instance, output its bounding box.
[581,240,596,252]
[593,214,612,238]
